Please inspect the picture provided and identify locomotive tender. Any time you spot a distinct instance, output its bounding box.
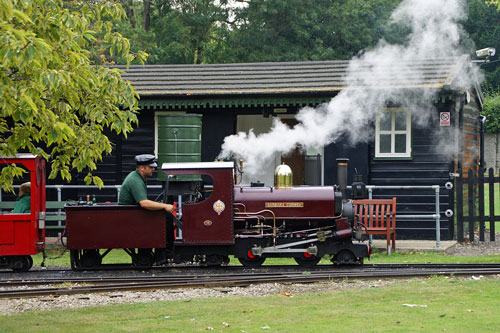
[66,160,369,269]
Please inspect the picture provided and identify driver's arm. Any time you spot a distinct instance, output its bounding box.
[139,199,174,213]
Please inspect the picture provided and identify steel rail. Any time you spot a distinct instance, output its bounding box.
[3,263,500,286]
[3,262,500,275]
[1,266,500,299]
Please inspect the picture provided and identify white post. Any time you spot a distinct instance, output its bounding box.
[435,185,441,248]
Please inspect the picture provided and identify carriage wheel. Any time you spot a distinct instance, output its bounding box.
[81,250,102,268]
[70,250,79,270]
[133,249,154,270]
[9,255,33,272]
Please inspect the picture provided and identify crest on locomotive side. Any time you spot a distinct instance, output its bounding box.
[213,200,225,215]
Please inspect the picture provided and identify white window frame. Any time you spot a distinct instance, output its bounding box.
[375,108,412,158]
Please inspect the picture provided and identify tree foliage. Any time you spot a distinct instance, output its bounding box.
[0,0,147,190]
[215,0,400,63]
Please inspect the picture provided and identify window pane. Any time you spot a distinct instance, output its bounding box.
[380,134,391,153]
[379,113,391,131]
[395,134,406,153]
[395,111,406,131]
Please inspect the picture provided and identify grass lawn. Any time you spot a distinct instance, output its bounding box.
[1,276,499,332]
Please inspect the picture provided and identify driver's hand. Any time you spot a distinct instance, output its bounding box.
[165,204,175,213]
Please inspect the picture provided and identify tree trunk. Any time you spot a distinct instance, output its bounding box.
[143,0,151,32]
[124,0,135,28]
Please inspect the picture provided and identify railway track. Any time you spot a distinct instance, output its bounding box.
[1,263,499,299]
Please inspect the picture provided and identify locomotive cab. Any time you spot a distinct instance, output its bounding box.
[161,162,235,266]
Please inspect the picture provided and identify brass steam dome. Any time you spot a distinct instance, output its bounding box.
[274,163,293,188]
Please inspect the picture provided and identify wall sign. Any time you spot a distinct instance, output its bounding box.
[440,112,450,126]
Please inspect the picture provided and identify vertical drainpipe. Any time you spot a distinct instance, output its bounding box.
[455,95,465,242]
[457,95,464,172]
[479,115,486,173]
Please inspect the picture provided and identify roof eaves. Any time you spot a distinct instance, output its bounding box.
[136,83,451,97]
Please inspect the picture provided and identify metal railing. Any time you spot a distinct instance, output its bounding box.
[361,185,442,248]
[0,185,163,202]
[2,183,443,248]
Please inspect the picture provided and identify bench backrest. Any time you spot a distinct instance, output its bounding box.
[353,198,397,229]
[0,201,67,231]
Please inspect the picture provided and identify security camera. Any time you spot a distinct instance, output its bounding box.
[476,47,496,59]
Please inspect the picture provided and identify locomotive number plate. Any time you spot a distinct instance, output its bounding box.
[265,202,304,208]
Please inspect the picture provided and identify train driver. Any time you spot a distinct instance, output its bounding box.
[13,182,31,214]
[118,154,175,263]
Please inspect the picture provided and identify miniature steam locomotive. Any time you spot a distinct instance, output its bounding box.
[66,160,369,269]
[0,155,369,271]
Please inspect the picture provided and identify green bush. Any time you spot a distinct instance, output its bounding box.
[482,89,500,133]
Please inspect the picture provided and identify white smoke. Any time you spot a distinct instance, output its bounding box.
[219,0,478,177]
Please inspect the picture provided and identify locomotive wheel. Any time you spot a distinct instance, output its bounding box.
[9,255,33,272]
[238,249,266,268]
[333,250,356,265]
[133,249,154,270]
[81,250,102,268]
[238,257,265,268]
[294,255,321,267]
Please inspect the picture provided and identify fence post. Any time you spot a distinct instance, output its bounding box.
[448,168,455,240]
[368,187,373,247]
[479,170,485,242]
[435,185,441,248]
[468,168,475,242]
[489,168,495,241]
[457,169,464,242]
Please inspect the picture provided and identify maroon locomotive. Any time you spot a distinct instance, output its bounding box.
[66,161,369,269]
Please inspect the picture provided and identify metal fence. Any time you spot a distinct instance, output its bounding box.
[455,168,499,243]
[359,185,442,248]
[2,183,444,247]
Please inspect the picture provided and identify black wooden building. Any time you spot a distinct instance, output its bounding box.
[76,56,483,240]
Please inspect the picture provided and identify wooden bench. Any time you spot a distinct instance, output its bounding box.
[353,198,397,253]
[0,201,67,232]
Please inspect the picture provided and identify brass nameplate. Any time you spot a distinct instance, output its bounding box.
[265,202,304,208]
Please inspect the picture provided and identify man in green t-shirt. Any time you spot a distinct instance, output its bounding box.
[119,154,175,212]
[13,182,31,214]
[119,154,175,264]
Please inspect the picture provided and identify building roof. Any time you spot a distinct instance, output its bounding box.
[116,56,470,96]
[113,56,473,109]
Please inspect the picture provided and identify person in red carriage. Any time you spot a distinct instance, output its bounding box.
[118,154,175,264]
[13,182,31,214]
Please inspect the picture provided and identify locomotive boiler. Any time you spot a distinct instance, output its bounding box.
[65,159,369,270]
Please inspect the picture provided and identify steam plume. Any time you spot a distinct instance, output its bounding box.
[219,0,478,177]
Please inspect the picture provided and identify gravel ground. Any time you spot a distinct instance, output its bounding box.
[445,232,500,256]
[2,274,500,316]
[0,279,406,315]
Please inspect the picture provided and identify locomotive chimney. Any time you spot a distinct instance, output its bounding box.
[336,158,349,197]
